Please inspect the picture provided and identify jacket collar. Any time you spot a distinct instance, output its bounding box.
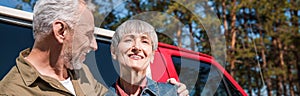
[140,78,158,96]
[108,77,158,96]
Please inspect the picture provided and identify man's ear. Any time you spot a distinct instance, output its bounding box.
[111,45,117,60]
[52,20,67,43]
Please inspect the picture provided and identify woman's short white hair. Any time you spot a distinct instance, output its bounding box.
[33,0,83,40]
[111,20,158,51]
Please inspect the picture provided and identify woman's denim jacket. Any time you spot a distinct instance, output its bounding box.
[105,78,178,96]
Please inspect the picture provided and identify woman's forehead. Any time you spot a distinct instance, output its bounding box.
[122,33,151,38]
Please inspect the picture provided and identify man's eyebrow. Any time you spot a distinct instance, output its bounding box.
[123,35,134,39]
[86,30,94,35]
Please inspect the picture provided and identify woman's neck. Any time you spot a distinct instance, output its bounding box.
[119,68,147,95]
[119,77,147,95]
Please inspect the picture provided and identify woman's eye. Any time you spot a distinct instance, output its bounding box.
[124,39,132,42]
[142,40,149,44]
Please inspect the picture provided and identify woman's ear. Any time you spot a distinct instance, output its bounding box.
[150,51,155,63]
[52,20,67,43]
[111,45,117,60]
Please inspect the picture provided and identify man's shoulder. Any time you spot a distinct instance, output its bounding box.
[73,64,108,95]
[0,66,25,95]
[1,66,22,84]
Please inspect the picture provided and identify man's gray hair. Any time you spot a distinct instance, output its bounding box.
[111,20,158,51]
[33,0,83,40]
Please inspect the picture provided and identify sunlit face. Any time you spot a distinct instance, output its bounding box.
[113,33,154,72]
[65,8,97,70]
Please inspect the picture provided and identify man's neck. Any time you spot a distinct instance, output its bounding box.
[25,48,69,81]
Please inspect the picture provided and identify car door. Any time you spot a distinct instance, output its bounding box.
[151,43,247,96]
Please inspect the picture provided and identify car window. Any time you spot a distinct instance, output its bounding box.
[172,56,236,96]
[93,40,118,87]
[0,19,118,86]
[0,22,34,79]
[222,75,243,96]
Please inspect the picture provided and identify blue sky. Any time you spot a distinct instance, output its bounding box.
[0,0,35,12]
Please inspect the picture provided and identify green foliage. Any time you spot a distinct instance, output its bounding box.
[97,0,211,53]
[22,0,30,3]
[213,0,300,95]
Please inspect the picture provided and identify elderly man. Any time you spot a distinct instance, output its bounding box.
[0,0,188,96]
[0,0,107,95]
[105,20,189,96]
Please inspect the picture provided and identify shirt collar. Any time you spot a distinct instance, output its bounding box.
[16,48,40,86]
[114,78,158,96]
[115,79,129,96]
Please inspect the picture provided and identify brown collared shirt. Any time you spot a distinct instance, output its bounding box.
[0,49,108,96]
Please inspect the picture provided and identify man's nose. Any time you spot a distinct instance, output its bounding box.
[90,38,98,51]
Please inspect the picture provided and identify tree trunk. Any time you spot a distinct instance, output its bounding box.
[247,64,252,96]
[277,39,285,66]
[294,14,300,96]
[255,74,261,96]
[229,0,237,76]
[295,52,300,95]
[259,30,267,68]
[176,25,182,48]
[283,74,287,96]
[288,62,295,96]
[222,0,228,33]
[277,75,283,96]
[266,77,272,96]
[256,6,268,95]
[290,1,299,94]
[188,23,195,51]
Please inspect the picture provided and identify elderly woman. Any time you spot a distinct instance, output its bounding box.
[105,20,179,96]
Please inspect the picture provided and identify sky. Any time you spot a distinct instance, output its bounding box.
[0,0,36,12]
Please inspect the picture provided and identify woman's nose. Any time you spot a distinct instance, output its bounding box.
[131,41,142,53]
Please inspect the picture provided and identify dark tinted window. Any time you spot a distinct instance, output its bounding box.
[0,18,118,87]
[0,21,118,87]
[222,76,243,96]
[94,40,118,87]
[172,56,240,96]
[0,22,34,79]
